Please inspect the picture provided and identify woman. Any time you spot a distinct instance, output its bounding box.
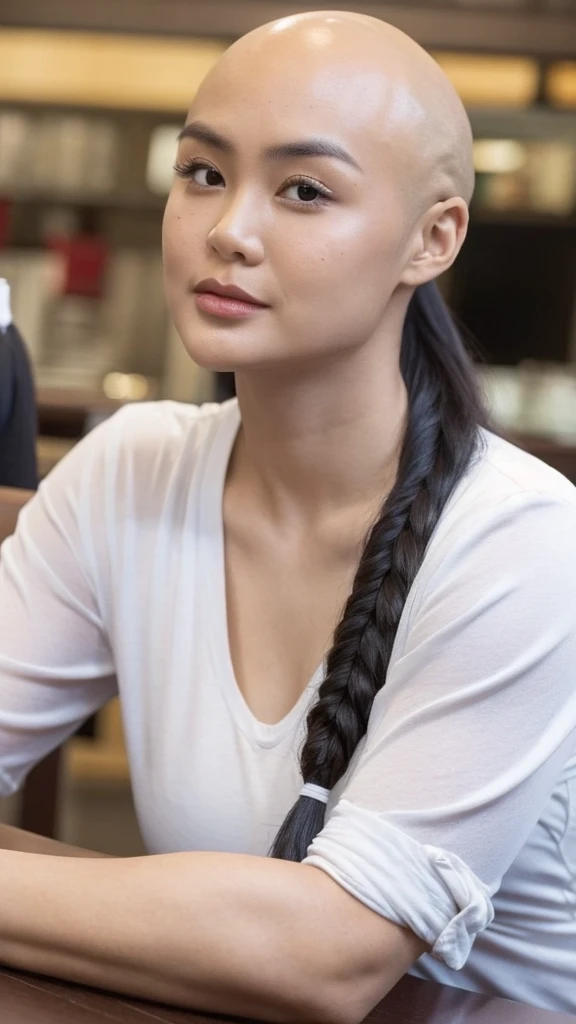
[0,11,575,1023]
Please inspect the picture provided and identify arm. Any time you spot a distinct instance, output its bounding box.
[0,422,118,800]
[303,491,576,974]
[0,847,424,1024]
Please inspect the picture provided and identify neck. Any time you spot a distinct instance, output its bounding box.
[229,340,408,532]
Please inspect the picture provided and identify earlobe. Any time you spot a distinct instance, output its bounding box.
[399,255,433,289]
[399,240,440,288]
[400,198,468,288]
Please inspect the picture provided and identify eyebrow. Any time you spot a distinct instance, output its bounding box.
[177,121,362,172]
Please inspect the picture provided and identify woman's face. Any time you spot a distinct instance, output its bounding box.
[162,41,428,373]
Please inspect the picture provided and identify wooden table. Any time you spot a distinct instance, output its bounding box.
[2,967,575,1024]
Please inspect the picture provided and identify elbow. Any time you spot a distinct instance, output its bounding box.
[262,959,371,1024]
[307,994,373,1024]
[297,974,382,1024]
[298,941,425,1024]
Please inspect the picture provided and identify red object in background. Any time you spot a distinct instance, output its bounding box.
[46,234,109,298]
[0,200,11,249]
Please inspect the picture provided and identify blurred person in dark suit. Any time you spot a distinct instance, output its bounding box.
[0,281,38,489]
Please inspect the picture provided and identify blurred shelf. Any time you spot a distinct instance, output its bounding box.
[471,210,576,227]
[37,435,76,477]
[66,698,130,786]
[5,189,166,210]
[510,432,576,453]
[66,745,130,786]
[36,383,124,411]
[3,0,576,55]
[35,382,127,439]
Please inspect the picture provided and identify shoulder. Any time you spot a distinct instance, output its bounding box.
[94,397,236,454]
[72,397,238,479]
[437,427,576,535]
[36,396,240,526]
[411,428,576,608]
[389,429,576,664]
[477,428,576,508]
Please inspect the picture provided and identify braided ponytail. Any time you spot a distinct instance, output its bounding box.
[269,280,491,862]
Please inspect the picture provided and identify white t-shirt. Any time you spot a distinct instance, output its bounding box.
[1,397,575,1013]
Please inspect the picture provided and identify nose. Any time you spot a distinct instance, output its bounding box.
[207,191,265,266]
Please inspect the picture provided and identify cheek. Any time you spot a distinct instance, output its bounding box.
[273,206,407,354]
[162,192,209,289]
[281,207,403,306]
[163,197,187,277]
[162,199,199,339]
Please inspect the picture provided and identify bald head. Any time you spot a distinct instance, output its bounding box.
[195,10,475,205]
[165,10,473,375]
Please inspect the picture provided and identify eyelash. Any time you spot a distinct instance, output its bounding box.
[172,158,332,208]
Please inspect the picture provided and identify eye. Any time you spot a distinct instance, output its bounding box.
[173,159,225,188]
[172,161,332,207]
[281,176,332,207]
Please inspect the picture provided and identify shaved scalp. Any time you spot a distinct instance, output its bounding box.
[194,10,475,206]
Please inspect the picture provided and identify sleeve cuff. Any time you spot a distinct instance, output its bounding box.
[302,799,494,970]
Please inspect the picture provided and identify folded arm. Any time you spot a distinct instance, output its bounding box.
[0,846,424,1024]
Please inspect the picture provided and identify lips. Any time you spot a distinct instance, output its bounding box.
[194,279,268,307]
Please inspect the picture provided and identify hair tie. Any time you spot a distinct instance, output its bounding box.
[299,782,330,804]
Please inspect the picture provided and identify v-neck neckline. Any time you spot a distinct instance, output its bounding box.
[200,399,325,749]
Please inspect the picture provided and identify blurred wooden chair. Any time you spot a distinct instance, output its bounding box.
[0,486,62,838]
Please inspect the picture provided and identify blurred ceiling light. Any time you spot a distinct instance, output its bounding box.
[432,53,539,107]
[103,373,149,401]
[0,29,227,111]
[147,124,182,195]
[473,139,528,174]
[547,63,576,108]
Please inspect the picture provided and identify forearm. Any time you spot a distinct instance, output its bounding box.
[0,849,348,1024]
[0,823,111,858]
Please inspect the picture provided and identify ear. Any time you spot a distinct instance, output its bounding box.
[399,198,469,288]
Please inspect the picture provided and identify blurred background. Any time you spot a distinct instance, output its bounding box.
[0,0,575,854]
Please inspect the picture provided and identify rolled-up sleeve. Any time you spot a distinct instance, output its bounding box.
[303,491,576,969]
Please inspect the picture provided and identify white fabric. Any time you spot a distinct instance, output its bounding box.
[0,279,12,331]
[0,397,575,1013]
[304,801,494,970]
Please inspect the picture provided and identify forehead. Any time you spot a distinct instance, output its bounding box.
[189,49,426,156]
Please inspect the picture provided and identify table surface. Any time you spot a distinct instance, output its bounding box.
[2,967,576,1024]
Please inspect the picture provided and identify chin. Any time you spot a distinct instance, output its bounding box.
[178,334,270,374]
[172,307,265,372]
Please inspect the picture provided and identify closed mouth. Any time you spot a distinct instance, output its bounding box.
[194,279,268,306]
